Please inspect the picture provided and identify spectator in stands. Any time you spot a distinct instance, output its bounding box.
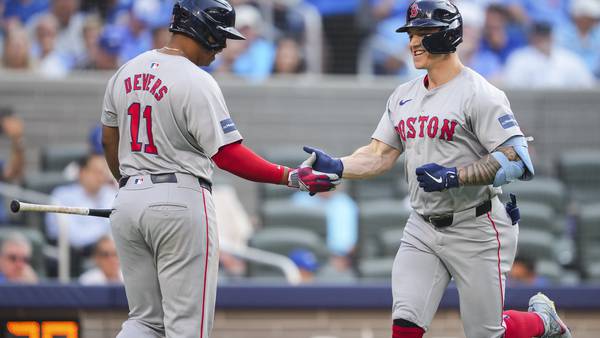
[458,2,502,80]
[81,0,131,25]
[82,24,123,70]
[503,21,595,88]
[2,24,32,69]
[0,107,25,223]
[0,231,38,283]
[555,0,600,78]
[213,4,276,81]
[288,248,318,283]
[367,2,411,76]
[303,0,364,74]
[0,107,24,183]
[79,235,123,285]
[291,189,358,274]
[213,184,254,278]
[76,14,101,69]
[273,36,305,74]
[32,14,70,77]
[3,0,48,24]
[508,0,571,29]
[27,0,85,68]
[479,4,526,64]
[507,255,550,286]
[45,154,117,253]
[118,0,156,63]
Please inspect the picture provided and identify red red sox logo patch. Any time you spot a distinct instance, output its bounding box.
[409,3,419,18]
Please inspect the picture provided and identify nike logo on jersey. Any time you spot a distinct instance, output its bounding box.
[399,99,412,106]
[425,171,443,183]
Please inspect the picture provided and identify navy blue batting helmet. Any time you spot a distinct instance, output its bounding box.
[396,0,463,54]
[169,0,246,52]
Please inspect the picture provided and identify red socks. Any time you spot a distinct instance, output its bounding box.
[392,325,425,338]
[391,310,544,338]
[503,310,545,338]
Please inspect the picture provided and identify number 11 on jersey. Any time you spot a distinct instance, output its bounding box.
[128,102,158,154]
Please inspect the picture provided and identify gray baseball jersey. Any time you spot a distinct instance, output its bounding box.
[372,68,523,337]
[101,50,241,338]
[373,67,523,215]
[102,50,243,181]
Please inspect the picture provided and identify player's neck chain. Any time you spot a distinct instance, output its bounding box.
[160,46,185,56]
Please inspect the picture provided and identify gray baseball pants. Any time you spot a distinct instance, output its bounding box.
[391,196,518,338]
[110,173,218,338]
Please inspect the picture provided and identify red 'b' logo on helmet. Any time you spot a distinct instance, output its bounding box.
[409,3,419,18]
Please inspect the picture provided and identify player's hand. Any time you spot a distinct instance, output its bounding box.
[288,152,341,194]
[303,146,343,177]
[415,163,458,192]
[505,193,520,225]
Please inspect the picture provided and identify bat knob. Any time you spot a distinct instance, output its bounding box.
[10,200,20,213]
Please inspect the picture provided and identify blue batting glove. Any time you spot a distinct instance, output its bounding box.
[415,163,459,192]
[505,193,520,225]
[303,146,343,177]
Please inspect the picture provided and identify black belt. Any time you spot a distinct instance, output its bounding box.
[119,173,212,193]
[421,200,492,228]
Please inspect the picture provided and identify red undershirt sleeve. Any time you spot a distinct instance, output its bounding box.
[212,142,290,185]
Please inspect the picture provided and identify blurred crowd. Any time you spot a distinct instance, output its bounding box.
[0,0,599,87]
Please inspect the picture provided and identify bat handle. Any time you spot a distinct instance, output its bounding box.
[10,200,20,213]
[89,208,113,218]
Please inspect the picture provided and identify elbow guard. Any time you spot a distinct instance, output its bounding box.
[492,152,525,187]
[500,135,535,180]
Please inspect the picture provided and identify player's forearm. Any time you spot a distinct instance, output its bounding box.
[458,147,520,186]
[213,142,289,185]
[341,141,400,179]
[102,125,121,181]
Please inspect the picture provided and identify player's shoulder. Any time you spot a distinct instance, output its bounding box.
[107,50,154,83]
[463,67,507,102]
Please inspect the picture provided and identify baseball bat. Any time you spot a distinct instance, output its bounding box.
[10,200,112,218]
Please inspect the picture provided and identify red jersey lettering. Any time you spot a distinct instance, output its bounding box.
[124,78,132,94]
[440,119,458,141]
[406,117,417,139]
[418,116,429,138]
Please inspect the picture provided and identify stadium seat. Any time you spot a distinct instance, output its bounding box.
[23,171,73,195]
[378,228,404,257]
[516,201,564,237]
[358,200,410,258]
[261,199,328,238]
[247,227,329,278]
[500,176,567,214]
[517,229,557,262]
[40,144,89,172]
[358,257,394,280]
[350,160,407,202]
[0,226,45,276]
[576,203,600,279]
[249,227,329,261]
[557,150,600,204]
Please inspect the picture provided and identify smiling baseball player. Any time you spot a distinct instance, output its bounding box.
[302,1,571,338]
[100,1,338,337]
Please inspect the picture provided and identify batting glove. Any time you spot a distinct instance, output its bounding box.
[303,146,343,177]
[415,163,459,192]
[505,193,520,225]
[288,153,341,194]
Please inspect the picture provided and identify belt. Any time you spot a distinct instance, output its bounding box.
[420,199,492,228]
[119,173,212,193]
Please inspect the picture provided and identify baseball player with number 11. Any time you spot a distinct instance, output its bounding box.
[100,1,339,337]
[302,1,572,338]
